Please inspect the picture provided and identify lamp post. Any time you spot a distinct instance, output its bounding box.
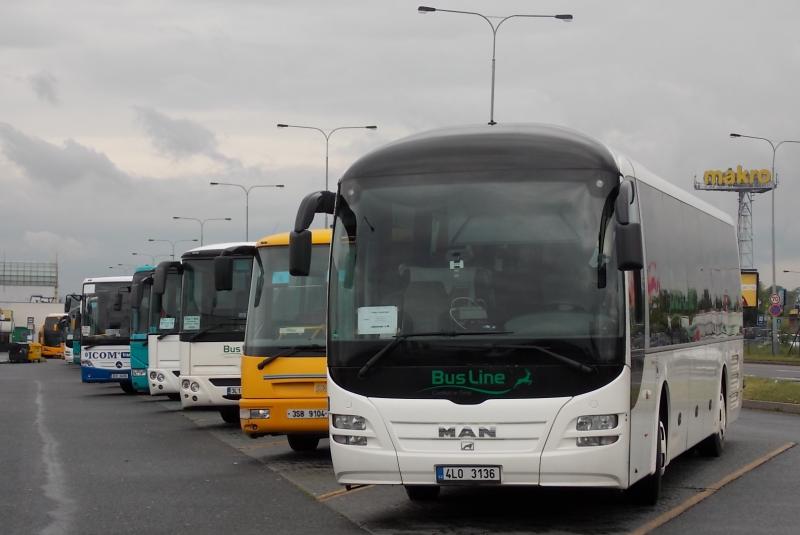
[730,133,800,354]
[147,238,199,260]
[276,123,377,226]
[209,182,284,240]
[130,252,160,264]
[172,216,232,246]
[418,6,572,126]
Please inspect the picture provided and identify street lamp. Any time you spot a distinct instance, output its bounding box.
[731,132,800,354]
[418,5,572,126]
[147,238,199,260]
[209,182,284,240]
[276,123,377,226]
[172,216,232,246]
[130,252,160,264]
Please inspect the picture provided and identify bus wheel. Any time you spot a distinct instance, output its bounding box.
[699,389,726,457]
[287,435,320,452]
[219,407,240,425]
[120,382,136,395]
[630,419,666,505]
[167,393,181,402]
[404,485,441,501]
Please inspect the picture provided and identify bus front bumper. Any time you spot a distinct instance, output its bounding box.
[239,397,328,438]
[180,375,240,409]
[81,366,131,383]
[147,367,180,395]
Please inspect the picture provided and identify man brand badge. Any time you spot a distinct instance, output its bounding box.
[461,441,475,451]
[424,368,532,396]
[439,425,496,439]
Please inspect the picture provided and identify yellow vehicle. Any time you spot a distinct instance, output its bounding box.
[39,313,67,358]
[237,230,329,451]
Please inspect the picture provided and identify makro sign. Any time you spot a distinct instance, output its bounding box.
[423,368,532,396]
[703,166,772,188]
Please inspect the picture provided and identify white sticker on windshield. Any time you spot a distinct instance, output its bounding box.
[81,326,91,336]
[279,327,306,335]
[105,329,120,337]
[159,317,175,330]
[83,284,95,294]
[183,315,200,331]
[358,306,397,335]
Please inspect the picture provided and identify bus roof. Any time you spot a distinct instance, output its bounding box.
[343,123,734,228]
[83,276,133,284]
[45,313,68,319]
[134,265,155,273]
[182,242,255,259]
[257,229,331,248]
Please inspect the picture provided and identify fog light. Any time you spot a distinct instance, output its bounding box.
[249,409,270,419]
[332,434,368,446]
[181,379,190,389]
[577,414,618,431]
[156,372,165,382]
[577,436,619,447]
[149,371,157,380]
[82,360,93,367]
[190,382,200,392]
[332,414,366,430]
[132,369,146,377]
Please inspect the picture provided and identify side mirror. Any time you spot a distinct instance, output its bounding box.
[615,179,643,271]
[290,230,312,276]
[290,190,335,277]
[131,283,142,306]
[113,292,123,311]
[214,256,234,291]
[64,297,71,313]
[154,261,181,295]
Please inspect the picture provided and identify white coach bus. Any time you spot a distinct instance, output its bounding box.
[288,124,743,504]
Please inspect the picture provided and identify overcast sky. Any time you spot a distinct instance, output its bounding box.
[2,0,800,296]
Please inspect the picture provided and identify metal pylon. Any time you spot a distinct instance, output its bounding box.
[738,191,754,269]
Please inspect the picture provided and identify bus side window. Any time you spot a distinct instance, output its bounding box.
[628,270,645,350]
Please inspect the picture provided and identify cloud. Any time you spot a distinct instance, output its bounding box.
[22,231,94,260]
[28,70,59,104]
[0,123,130,186]
[134,106,235,165]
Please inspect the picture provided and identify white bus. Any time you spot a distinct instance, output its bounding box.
[289,124,743,504]
[173,243,254,423]
[149,261,183,399]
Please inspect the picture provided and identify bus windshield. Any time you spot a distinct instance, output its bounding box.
[151,270,182,335]
[244,244,327,357]
[329,169,625,369]
[81,282,132,345]
[180,257,252,341]
[42,316,65,347]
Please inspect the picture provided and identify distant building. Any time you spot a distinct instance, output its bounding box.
[0,260,59,302]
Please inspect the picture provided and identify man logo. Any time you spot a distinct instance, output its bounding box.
[438,425,496,439]
[461,441,475,451]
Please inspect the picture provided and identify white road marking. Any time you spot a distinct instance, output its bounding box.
[35,380,77,535]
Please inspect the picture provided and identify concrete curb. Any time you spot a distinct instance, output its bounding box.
[743,399,800,415]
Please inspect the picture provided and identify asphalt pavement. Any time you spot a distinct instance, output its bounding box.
[744,362,800,381]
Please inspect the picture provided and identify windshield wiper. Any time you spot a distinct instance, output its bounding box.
[357,331,513,379]
[157,331,177,340]
[256,344,325,370]
[491,344,596,374]
[187,320,246,342]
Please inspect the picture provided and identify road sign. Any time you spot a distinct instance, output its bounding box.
[769,304,783,317]
[770,293,781,305]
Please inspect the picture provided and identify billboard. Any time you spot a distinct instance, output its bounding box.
[741,270,759,308]
[700,166,773,191]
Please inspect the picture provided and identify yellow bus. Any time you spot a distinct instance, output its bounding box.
[237,230,329,451]
[40,313,68,358]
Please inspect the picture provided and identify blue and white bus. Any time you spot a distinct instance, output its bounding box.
[80,276,136,394]
[289,124,743,504]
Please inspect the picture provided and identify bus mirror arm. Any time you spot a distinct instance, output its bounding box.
[290,190,335,276]
[153,261,182,295]
[214,256,234,291]
[614,179,643,271]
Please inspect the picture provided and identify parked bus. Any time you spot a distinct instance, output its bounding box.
[289,124,742,504]
[40,313,67,358]
[235,230,329,451]
[63,294,82,365]
[80,276,135,394]
[130,266,155,393]
[172,243,254,423]
[149,261,183,399]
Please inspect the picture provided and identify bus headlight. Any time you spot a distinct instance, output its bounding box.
[190,382,200,392]
[577,436,619,447]
[131,369,146,377]
[576,414,618,431]
[332,414,366,430]
[247,409,270,419]
[332,435,368,446]
[149,371,157,380]
[181,379,190,389]
[156,373,165,382]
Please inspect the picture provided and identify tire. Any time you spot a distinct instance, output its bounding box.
[219,407,240,425]
[630,419,666,505]
[287,435,320,452]
[167,393,181,402]
[699,389,727,457]
[404,485,441,502]
[120,381,137,395]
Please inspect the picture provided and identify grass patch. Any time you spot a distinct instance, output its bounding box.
[744,376,800,404]
[744,344,800,365]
